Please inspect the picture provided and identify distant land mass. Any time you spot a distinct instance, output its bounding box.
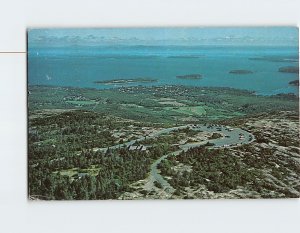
[94,78,158,85]
[289,80,299,86]
[249,56,299,63]
[168,55,202,59]
[229,70,253,74]
[176,74,202,80]
[278,66,299,73]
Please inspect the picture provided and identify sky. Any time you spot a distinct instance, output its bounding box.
[28,27,299,47]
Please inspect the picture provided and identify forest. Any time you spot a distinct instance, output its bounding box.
[28,110,173,199]
[29,139,168,200]
[28,85,299,199]
[159,143,300,198]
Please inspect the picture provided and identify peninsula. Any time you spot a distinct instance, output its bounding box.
[94,78,158,85]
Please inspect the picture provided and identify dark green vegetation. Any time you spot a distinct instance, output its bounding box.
[94,78,158,85]
[159,146,265,195]
[159,145,300,198]
[229,70,253,74]
[278,66,299,73]
[29,145,166,200]
[176,74,202,79]
[29,109,172,199]
[29,111,117,152]
[158,112,300,199]
[28,85,299,200]
[289,80,299,86]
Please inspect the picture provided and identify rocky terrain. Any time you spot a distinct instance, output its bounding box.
[120,111,299,199]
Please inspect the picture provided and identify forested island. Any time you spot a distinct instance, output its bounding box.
[229,70,253,74]
[176,74,202,79]
[278,66,299,73]
[289,80,299,86]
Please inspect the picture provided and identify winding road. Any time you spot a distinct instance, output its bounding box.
[95,124,255,194]
[146,124,255,194]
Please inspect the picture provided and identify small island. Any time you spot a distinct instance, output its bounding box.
[278,66,299,73]
[289,80,299,86]
[176,74,202,80]
[94,78,158,85]
[229,70,253,74]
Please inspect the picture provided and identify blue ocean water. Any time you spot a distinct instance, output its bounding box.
[28,45,299,95]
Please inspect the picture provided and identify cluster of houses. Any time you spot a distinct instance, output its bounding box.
[117,85,191,97]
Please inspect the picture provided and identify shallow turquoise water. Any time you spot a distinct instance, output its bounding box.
[28,45,299,95]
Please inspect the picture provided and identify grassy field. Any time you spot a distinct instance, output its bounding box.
[164,106,207,116]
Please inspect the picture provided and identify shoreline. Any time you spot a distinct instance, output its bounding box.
[27,83,299,97]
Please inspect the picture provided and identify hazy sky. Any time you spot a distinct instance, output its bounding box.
[28,27,299,47]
